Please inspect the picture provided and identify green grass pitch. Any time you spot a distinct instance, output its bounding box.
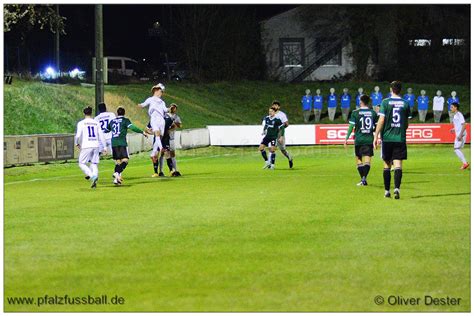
[4,145,470,312]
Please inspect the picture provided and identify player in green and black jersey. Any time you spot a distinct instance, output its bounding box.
[259,107,284,170]
[105,107,148,185]
[344,94,378,186]
[153,114,175,177]
[373,81,412,199]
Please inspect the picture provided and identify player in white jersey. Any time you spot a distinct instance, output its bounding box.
[94,102,116,155]
[271,100,293,168]
[75,106,106,188]
[137,83,168,162]
[450,102,469,170]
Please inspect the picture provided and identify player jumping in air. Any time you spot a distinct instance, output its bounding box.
[75,106,107,188]
[344,95,378,186]
[260,106,284,170]
[271,101,294,168]
[94,102,116,155]
[105,107,148,185]
[450,102,469,170]
[137,83,168,173]
[373,81,412,199]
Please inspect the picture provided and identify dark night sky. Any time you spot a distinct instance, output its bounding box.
[5,4,297,73]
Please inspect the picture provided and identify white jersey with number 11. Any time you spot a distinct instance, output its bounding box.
[75,118,106,149]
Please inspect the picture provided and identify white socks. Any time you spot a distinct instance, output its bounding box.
[171,157,177,170]
[455,149,467,164]
[79,163,92,177]
[159,155,164,173]
[90,163,98,178]
[152,136,162,157]
[79,163,98,178]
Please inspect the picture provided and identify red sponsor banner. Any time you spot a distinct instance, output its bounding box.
[315,123,471,145]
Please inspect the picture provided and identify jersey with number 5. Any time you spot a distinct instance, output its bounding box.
[94,112,116,141]
[379,97,412,142]
[75,118,105,149]
[349,108,378,145]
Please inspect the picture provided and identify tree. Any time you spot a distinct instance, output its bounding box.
[172,5,265,81]
[4,4,66,34]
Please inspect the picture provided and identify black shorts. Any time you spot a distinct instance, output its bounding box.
[112,146,129,160]
[355,144,374,158]
[382,142,407,161]
[161,135,170,151]
[261,136,277,147]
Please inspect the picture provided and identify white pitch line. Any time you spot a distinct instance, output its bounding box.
[5,170,467,186]
[4,154,237,185]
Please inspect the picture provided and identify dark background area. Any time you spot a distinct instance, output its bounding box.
[4,5,295,76]
[3,4,470,84]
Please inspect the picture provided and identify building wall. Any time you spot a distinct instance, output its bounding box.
[261,6,356,81]
[305,43,355,81]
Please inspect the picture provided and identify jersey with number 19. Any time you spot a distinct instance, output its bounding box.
[379,97,412,142]
[349,108,378,145]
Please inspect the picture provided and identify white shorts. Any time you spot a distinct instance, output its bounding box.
[454,135,467,149]
[169,139,176,151]
[150,116,165,135]
[79,148,100,164]
[99,139,112,154]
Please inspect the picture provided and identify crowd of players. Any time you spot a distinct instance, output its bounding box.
[75,81,468,199]
[343,81,469,199]
[74,83,182,188]
[262,80,469,199]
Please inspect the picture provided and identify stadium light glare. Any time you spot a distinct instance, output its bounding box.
[69,68,80,78]
[40,66,59,80]
[46,66,56,76]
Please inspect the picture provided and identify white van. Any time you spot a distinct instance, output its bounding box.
[106,56,138,77]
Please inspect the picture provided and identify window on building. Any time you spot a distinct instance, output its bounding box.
[408,39,432,47]
[279,38,305,67]
[315,37,342,66]
[442,38,465,46]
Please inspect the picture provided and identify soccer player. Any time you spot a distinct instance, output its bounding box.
[167,103,182,176]
[373,81,412,199]
[138,83,168,166]
[94,102,116,155]
[105,107,148,185]
[344,95,377,186]
[260,107,284,170]
[153,113,175,177]
[271,100,294,168]
[450,102,469,170]
[75,106,106,188]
